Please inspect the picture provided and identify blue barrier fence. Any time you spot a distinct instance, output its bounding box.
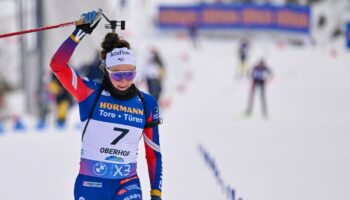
[198,144,243,200]
[158,4,311,34]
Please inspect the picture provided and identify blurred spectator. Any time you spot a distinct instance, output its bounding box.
[143,47,166,102]
[245,59,273,118]
[0,76,14,133]
[118,0,129,16]
[243,0,255,3]
[35,72,54,129]
[286,0,299,5]
[317,13,327,29]
[307,0,322,4]
[79,53,104,83]
[0,77,13,130]
[49,74,74,128]
[331,22,343,40]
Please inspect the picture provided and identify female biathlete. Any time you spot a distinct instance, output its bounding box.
[50,10,162,200]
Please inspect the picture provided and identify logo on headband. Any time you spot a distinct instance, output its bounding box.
[106,47,135,68]
[110,49,131,57]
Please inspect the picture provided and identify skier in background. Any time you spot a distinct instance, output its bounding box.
[50,10,162,200]
[143,47,166,102]
[245,59,273,118]
[188,19,200,49]
[237,39,250,79]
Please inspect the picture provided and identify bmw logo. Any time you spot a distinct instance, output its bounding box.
[93,162,108,176]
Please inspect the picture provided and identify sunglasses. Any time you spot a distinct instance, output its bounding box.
[107,70,137,81]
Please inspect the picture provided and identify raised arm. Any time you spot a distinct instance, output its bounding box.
[50,11,102,102]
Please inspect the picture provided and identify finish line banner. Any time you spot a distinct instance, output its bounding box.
[158,4,310,34]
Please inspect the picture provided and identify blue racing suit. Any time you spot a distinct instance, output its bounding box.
[50,31,163,200]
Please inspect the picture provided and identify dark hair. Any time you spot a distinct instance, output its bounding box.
[99,33,131,71]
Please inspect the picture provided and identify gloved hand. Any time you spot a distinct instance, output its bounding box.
[151,195,161,200]
[76,9,102,34]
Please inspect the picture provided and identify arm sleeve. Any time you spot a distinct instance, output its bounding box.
[143,95,163,198]
[50,33,94,103]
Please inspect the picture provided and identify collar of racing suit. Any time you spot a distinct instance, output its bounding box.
[102,75,138,100]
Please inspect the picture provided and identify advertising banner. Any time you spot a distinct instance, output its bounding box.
[159,4,310,34]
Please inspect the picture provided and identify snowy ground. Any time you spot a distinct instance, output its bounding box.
[1,1,350,200]
[1,36,350,200]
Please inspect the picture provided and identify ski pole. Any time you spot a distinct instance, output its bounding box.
[0,19,86,39]
[0,9,126,39]
[0,8,104,39]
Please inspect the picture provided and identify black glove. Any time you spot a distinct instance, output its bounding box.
[76,10,102,34]
[151,195,161,200]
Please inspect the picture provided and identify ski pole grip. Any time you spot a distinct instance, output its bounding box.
[75,18,86,26]
[74,9,102,26]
